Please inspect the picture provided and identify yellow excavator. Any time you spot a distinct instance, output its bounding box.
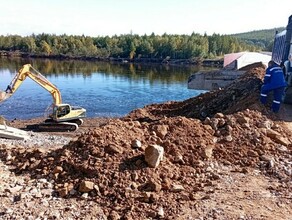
[0,64,86,131]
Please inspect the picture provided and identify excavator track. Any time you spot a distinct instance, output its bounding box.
[26,119,79,132]
[37,121,79,132]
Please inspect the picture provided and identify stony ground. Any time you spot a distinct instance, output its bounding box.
[0,63,291,219]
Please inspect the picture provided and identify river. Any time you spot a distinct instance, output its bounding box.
[0,57,213,120]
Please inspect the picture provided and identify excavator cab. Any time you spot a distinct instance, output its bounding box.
[54,104,71,118]
[50,103,86,124]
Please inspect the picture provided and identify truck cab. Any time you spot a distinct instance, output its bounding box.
[272,15,292,65]
[272,15,292,103]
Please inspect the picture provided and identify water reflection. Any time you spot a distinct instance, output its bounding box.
[0,57,215,83]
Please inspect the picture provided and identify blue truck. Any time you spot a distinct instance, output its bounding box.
[272,15,292,64]
[272,15,292,103]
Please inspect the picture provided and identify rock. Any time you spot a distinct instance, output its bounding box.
[157,206,164,218]
[161,178,171,190]
[138,192,152,203]
[41,188,53,197]
[79,180,94,193]
[266,129,280,138]
[210,118,219,130]
[7,185,23,194]
[69,189,77,195]
[265,129,290,146]
[224,135,233,142]
[236,115,250,124]
[202,146,214,159]
[260,155,275,168]
[145,144,164,168]
[258,120,273,129]
[53,166,63,174]
[131,139,142,149]
[174,152,185,163]
[267,159,275,169]
[109,210,120,220]
[260,155,273,162]
[57,187,68,197]
[5,208,13,214]
[214,113,224,118]
[218,118,226,127]
[203,117,211,125]
[171,184,185,192]
[138,180,161,192]
[81,193,88,199]
[226,125,233,132]
[106,144,124,154]
[241,123,250,128]
[273,136,290,146]
[93,184,100,193]
[278,145,288,152]
[153,125,168,139]
[247,150,258,157]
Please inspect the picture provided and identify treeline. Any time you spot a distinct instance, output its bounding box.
[0,33,261,60]
[231,27,285,51]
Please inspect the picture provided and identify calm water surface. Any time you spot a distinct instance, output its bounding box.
[0,58,212,120]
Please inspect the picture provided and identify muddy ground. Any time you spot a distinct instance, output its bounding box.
[0,63,291,219]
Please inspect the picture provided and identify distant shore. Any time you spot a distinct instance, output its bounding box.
[0,50,223,67]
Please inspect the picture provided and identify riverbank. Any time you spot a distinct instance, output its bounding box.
[0,50,223,67]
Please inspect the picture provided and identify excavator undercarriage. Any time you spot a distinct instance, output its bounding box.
[27,119,83,132]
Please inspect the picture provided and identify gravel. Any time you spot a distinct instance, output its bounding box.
[0,131,72,148]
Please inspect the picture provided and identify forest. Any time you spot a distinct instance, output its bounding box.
[0,33,262,61]
[231,27,285,51]
[0,27,284,61]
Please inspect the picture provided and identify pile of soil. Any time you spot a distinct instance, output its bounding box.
[0,63,291,219]
[127,63,267,121]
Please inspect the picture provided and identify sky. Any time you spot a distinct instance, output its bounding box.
[1,0,291,37]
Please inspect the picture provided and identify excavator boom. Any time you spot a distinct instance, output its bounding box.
[5,64,62,105]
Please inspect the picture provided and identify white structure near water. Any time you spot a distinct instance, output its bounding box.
[188,51,271,90]
[223,51,271,70]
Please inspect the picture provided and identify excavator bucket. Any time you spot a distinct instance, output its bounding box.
[0,90,11,103]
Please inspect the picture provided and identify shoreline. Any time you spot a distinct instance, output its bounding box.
[0,50,223,67]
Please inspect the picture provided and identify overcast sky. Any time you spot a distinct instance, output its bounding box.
[1,0,291,37]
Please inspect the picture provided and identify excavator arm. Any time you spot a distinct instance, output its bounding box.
[4,64,62,105]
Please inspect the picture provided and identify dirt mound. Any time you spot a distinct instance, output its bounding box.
[238,62,267,71]
[1,65,291,219]
[1,109,291,218]
[127,65,267,122]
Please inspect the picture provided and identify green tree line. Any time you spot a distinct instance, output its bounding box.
[231,27,285,51]
[0,33,261,60]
